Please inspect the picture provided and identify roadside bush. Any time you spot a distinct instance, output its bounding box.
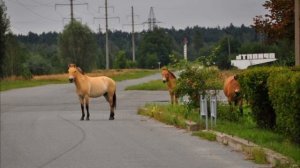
[268,71,300,143]
[238,67,289,129]
[175,65,222,107]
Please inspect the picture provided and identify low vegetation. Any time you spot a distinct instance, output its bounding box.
[125,80,166,91]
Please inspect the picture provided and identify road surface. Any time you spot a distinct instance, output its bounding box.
[1,73,261,168]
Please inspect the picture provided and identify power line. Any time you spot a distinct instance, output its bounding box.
[14,0,60,22]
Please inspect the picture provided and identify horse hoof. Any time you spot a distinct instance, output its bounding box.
[86,118,90,121]
[109,117,114,120]
[80,118,84,121]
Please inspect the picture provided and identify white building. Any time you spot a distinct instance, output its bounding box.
[231,53,277,69]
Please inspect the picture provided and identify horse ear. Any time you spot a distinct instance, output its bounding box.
[161,66,168,71]
[234,75,239,80]
[69,64,76,68]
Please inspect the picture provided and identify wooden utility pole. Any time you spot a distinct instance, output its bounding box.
[295,0,300,66]
[105,0,109,69]
[123,6,141,62]
[94,0,119,69]
[131,6,136,62]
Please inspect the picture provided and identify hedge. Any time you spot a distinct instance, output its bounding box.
[268,71,300,143]
[238,67,289,129]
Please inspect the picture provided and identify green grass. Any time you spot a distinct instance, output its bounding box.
[192,131,217,141]
[138,103,300,166]
[125,79,167,90]
[1,69,158,92]
[0,80,66,91]
[112,70,158,81]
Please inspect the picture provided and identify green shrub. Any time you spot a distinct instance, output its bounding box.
[268,71,300,143]
[176,65,222,107]
[238,67,289,129]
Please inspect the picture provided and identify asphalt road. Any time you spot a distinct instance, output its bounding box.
[1,73,260,168]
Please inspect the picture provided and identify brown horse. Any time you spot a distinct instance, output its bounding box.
[68,64,117,120]
[223,75,243,115]
[161,67,178,104]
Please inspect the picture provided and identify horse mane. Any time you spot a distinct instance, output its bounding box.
[168,70,176,79]
[77,67,84,75]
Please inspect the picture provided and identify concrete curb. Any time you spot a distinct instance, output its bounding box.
[185,121,296,167]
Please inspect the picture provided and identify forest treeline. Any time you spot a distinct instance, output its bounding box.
[3,23,294,77]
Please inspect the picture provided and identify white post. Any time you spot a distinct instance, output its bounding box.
[200,94,208,130]
[183,37,188,60]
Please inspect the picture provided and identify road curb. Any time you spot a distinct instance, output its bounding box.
[185,121,295,167]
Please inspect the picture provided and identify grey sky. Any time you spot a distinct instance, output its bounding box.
[5,0,267,35]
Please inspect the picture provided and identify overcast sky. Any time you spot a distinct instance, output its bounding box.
[5,0,267,35]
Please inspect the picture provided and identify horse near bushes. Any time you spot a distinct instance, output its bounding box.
[223,75,243,115]
[68,64,117,120]
[161,67,178,104]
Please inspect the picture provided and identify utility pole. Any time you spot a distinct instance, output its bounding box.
[105,0,109,69]
[94,0,119,69]
[55,0,88,23]
[123,6,141,62]
[295,0,300,66]
[131,6,135,62]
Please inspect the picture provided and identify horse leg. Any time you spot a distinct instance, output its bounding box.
[109,96,115,120]
[104,93,114,120]
[79,97,85,120]
[238,99,243,116]
[169,91,174,104]
[80,104,85,120]
[85,96,90,120]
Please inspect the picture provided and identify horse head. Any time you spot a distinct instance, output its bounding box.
[161,67,170,83]
[68,64,83,83]
[161,67,176,83]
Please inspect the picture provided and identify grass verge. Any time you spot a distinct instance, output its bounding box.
[0,80,66,91]
[125,80,167,90]
[1,69,158,92]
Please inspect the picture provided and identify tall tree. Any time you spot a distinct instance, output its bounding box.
[253,0,294,43]
[137,28,173,68]
[3,33,27,77]
[58,21,98,72]
[0,0,10,78]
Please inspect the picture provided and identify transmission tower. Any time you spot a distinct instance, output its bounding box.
[55,0,88,23]
[143,7,161,31]
[94,0,120,69]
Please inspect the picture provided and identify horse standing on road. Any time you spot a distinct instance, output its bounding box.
[223,75,243,115]
[161,67,178,104]
[68,64,117,120]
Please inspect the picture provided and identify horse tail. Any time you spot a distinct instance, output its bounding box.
[113,91,117,109]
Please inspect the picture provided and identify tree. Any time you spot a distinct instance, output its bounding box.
[137,28,173,68]
[0,0,10,78]
[253,0,294,43]
[212,37,241,70]
[113,50,127,69]
[58,21,98,72]
[3,33,27,77]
